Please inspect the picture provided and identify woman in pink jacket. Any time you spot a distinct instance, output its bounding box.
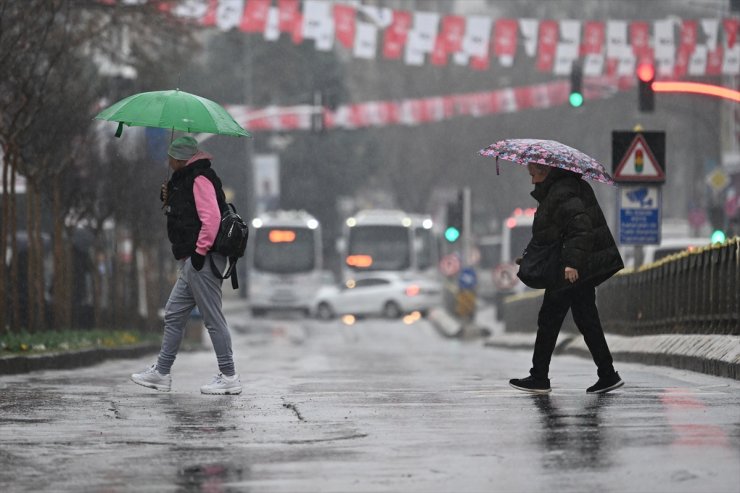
[131,136,241,395]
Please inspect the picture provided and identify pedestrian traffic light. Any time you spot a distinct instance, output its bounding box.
[637,62,655,112]
[445,194,463,243]
[569,61,584,108]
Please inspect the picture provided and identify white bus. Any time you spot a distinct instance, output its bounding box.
[338,210,441,281]
[501,207,536,265]
[340,209,415,281]
[248,210,322,316]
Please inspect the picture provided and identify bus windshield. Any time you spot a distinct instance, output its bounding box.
[348,225,411,271]
[253,227,315,273]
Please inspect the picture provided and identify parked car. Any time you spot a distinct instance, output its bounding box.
[621,237,708,268]
[312,273,442,320]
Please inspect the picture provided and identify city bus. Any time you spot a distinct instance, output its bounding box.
[247,210,322,316]
[339,209,416,282]
[501,207,536,265]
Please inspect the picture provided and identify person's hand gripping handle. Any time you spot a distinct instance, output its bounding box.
[160,182,168,209]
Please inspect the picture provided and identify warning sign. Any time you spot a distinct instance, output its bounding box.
[612,131,665,184]
[613,133,665,182]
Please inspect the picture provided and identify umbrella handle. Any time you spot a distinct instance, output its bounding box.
[115,122,123,138]
[496,157,500,176]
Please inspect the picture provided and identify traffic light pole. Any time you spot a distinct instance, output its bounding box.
[462,187,472,267]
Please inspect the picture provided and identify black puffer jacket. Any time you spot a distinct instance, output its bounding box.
[530,167,624,290]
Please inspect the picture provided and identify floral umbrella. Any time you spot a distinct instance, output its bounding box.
[479,138,615,185]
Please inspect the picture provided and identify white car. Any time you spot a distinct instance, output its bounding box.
[313,273,442,320]
[621,237,709,268]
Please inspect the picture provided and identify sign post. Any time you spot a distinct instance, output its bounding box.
[613,131,666,265]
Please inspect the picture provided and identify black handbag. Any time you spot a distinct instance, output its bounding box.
[517,239,562,289]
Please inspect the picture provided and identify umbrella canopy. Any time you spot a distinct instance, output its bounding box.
[480,138,615,185]
[95,89,251,138]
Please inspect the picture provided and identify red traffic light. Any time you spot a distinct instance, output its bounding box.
[636,63,655,82]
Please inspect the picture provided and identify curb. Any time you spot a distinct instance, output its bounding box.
[0,344,161,375]
[485,333,740,380]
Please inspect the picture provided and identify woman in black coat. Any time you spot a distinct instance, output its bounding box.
[509,163,625,394]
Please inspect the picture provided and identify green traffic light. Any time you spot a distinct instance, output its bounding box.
[569,92,584,107]
[444,226,460,243]
[711,229,726,244]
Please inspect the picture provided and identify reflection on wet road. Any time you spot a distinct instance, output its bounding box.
[1,307,739,492]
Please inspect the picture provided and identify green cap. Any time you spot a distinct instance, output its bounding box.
[167,136,198,161]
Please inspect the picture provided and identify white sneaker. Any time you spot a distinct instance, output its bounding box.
[200,373,242,395]
[131,364,171,392]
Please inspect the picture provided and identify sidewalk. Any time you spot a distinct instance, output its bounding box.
[427,301,740,380]
[0,293,250,376]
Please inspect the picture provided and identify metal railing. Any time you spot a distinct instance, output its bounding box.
[597,237,740,336]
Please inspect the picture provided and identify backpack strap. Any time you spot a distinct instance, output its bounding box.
[209,255,240,290]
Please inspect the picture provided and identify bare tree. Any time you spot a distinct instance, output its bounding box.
[0,0,196,332]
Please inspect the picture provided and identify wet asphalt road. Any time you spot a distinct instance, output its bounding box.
[1,303,739,493]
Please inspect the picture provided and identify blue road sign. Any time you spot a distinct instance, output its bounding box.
[618,185,661,245]
[459,267,477,290]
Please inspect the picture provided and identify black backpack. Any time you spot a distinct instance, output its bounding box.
[209,203,249,289]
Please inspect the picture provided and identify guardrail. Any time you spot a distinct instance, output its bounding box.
[598,238,739,336]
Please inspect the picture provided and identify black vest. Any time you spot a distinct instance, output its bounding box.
[165,159,226,260]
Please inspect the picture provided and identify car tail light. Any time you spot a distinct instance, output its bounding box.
[405,284,420,296]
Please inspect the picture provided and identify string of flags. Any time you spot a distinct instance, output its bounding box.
[110,0,740,77]
[225,75,634,132]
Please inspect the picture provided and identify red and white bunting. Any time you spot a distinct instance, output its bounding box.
[383,10,411,60]
[240,0,268,32]
[263,6,279,40]
[441,15,465,53]
[215,0,243,31]
[277,0,300,33]
[724,18,739,48]
[723,18,740,74]
[630,21,652,63]
[354,21,377,60]
[581,21,605,76]
[536,20,559,72]
[553,20,581,75]
[654,19,675,76]
[494,19,518,67]
[675,20,698,77]
[226,76,632,133]
[333,4,356,49]
[133,0,740,76]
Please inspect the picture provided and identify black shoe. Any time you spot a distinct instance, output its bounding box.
[587,372,624,394]
[509,376,551,394]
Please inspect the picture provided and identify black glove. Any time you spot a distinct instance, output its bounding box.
[191,253,205,271]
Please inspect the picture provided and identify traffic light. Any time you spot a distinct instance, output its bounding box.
[569,61,584,108]
[444,193,463,243]
[711,229,726,244]
[637,62,655,112]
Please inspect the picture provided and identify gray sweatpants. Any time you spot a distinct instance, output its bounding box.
[156,253,236,376]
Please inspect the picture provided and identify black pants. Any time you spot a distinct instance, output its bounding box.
[530,282,615,380]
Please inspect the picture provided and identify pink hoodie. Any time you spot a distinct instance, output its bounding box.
[185,151,220,256]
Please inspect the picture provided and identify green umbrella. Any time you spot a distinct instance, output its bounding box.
[95,89,251,138]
